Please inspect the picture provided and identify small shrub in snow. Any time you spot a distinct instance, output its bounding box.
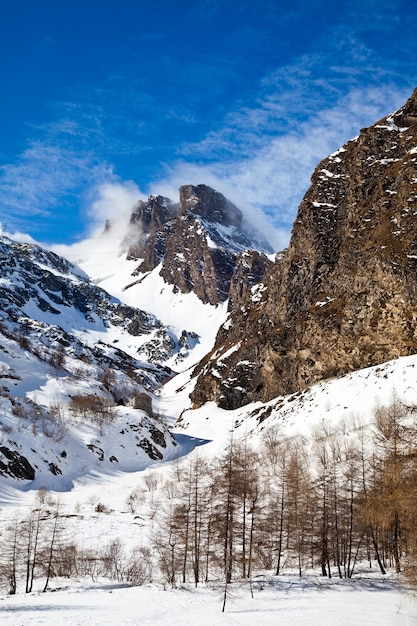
[126,488,142,514]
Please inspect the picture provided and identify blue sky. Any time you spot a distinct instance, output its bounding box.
[1,0,417,249]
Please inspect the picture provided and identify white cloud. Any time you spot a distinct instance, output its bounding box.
[0,141,112,233]
[52,179,145,260]
[86,179,145,236]
[0,223,37,244]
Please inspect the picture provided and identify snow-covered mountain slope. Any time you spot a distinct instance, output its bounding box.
[0,334,178,489]
[0,235,200,371]
[54,231,229,373]
[4,90,417,493]
[72,251,227,363]
[0,235,186,485]
[1,181,268,489]
[175,353,417,453]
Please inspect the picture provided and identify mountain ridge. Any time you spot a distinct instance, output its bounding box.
[190,87,417,409]
[123,183,273,305]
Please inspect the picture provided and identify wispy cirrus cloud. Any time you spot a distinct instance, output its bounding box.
[0,83,154,240]
[0,139,114,238]
[149,8,417,250]
[153,77,413,251]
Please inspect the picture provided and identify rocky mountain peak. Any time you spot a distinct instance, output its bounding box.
[383,86,417,128]
[125,185,272,305]
[126,195,176,263]
[178,184,242,228]
[130,195,176,232]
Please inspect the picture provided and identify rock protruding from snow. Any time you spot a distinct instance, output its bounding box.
[179,184,243,228]
[127,194,176,268]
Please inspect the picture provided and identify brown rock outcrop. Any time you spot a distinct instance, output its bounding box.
[191,88,417,409]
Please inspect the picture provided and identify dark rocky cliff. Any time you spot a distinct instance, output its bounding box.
[190,88,417,409]
[126,184,273,305]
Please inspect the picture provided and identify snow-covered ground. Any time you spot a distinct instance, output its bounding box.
[0,573,415,625]
[171,353,417,460]
[54,232,229,372]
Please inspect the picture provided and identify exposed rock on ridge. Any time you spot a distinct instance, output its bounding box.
[0,236,179,484]
[126,184,273,305]
[191,88,417,409]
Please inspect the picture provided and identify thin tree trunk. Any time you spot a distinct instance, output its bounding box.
[43,504,61,592]
[346,476,355,577]
[370,525,386,575]
[222,439,234,612]
[248,504,256,598]
[275,485,285,575]
[392,510,401,574]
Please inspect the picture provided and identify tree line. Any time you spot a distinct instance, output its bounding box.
[0,489,153,594]
[150,393,417,591]
[1,393,417,596]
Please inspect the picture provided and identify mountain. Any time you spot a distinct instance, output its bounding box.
[3,88,417,487]
[3,92,417,607]
[0,235,183,379]
[123,183,273,306]
[66,184,275,374]
[190,88,417,409]
[0,183,274,485]
[0,235,180,484]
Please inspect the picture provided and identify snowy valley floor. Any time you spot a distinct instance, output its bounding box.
[2,356,417,624]
[0,573,416,625]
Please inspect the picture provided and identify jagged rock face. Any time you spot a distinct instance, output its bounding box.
[126,184,273,305]
[0,446,35,480]
[228,251,273,311]
[179,184,242,228]
[191,88,417,409]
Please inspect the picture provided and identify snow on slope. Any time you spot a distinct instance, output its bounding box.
[0,325,179,491]
[1,312,417,622]
[1,354,416,624]
[54,233,228,372]
[0,234,187,487]
[3,230,417,626]
[170,353,417,458]
[5,225,417,492]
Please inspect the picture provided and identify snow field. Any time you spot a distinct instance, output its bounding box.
[0,573,415,625]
